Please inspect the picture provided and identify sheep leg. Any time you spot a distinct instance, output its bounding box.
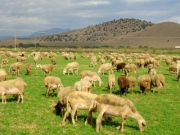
[96,110,105,132]
[121,116,126,132]
[85,110,93,125]
[62,105,71,125]
[71,106,77,125]
[46,88,50,98]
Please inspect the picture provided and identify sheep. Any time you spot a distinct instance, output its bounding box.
[0,78,27,101]
[98,63,113,75]
[118,76,129,96]
[168,65,177,75]
[1,59,9,68]
[138,75,151,94]
[80,70,98,79]
[0,86,23,103]
[116,62,126,72]
[36,64,54,76]
[150,72,166,93]
[127,76,137,94]
[50,57,56,65]
[88,94,146,132]
[83,74,103,87]
[55,86,76,117]
[44,76,64,98]
[9,62,22,76]
[107,74,116,93]
[25,63,32,75]
[124,64,137,77]
[61,91,97,125]
[74,79,92,93]
[63,62,79,75]
[0,69,8,82]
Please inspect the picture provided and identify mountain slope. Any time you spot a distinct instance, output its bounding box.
[28,28,71,38]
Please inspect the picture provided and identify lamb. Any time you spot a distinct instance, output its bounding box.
[107,74,116,93]
[118,76,129,96]
[44,76,64,98]
[0,69,8,82]
[80,70,98,79]
[25,63,32,75]
[98,63,113,75]
[0,86,23,103]
[138,75,151,94]
[74,79,92,93]
[9,62,22,76]
[36,64,54,76]
[63,62,79,75]
[127,76,137,94]
[83,74,103,87]
[116,62,126,72]
[1,59,9,68]
[150,71,166,93]
[88,94,146,132]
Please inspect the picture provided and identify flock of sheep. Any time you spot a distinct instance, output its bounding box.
[0,50,180,133]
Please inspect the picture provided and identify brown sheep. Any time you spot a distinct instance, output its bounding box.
[116,62,126,72]
[118,76,129,96]
[138,75,151,94]
[89,94,146,132]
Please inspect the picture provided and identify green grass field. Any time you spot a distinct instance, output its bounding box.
[0,50,180,135]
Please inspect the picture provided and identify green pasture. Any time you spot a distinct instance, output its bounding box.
[0,50,180,135]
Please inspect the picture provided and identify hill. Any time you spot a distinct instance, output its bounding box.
[0,18,180,48]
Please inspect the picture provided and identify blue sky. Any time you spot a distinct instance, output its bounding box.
[0,0,180,36]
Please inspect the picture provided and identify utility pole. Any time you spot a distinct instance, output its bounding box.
[14,30,16,50]
[35,38,36,49]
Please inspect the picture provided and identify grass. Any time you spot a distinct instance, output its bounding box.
[0,50,180,135]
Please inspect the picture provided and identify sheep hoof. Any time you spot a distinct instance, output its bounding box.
[116,125,121,130]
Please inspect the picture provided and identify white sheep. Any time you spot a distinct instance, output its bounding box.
[0,86,23,103]
[0,69,8,82]
[74,79,92,92]
[44,76,64,98]
[9,62,22,76]
[63,62,79,75]
[36,64,54,76]
[124,63,137,77]
[80,70,98,79]
[98,63,113,75]
[0,77,27,95]
[89,94,146,132]
[83,74,103,87]
[107,74,116,93]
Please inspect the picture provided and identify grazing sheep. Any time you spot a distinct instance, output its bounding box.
[98,63,113,75]
[89,94,146,132]
[118,76,129,96]
[9,62,22,76]
[50,57,56,65]
[1,59,9,68]
[0,69,8,82]
[80,70,98,79]
[138,75,151,94]
[44,76,64,98]
[25,63,32,75]
[151,73,166,93]
[108,74,116,93]
[36,64,54,76]
[116,62,126,72]
[83,74,103,87]
[168,65,177,75]
[55,86,76,117]
[147,64,154,73]
[74,79,92,93]
[0,86,23,103]
[124,64,137,77]
[127,76,137,94]
[61,91,98,125]
[63,62,79,75]
[150,68,157,76]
